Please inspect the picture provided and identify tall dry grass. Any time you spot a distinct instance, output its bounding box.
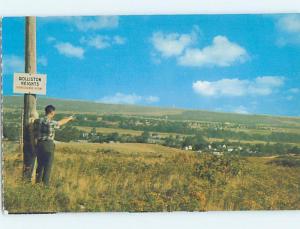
[3,141,300,213]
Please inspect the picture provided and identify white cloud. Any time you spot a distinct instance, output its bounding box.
[178,36,248,67]
[151,31,196,57]
[232,106,250,114]
[41,16,119,31]
[73,16,119,31]
[99,93,160,105]
[3,55,24,74]
[151,27,248,68]
[276,15,300,45]
[54,42,84,59]
[99,93,142,105]
[38,56,48,67]
[193,76,284,97]
[81,35,111,49]
[286,95,294,101]
[249,76,284,95]
[145,96,160,103]
[193,78,246,96]
[80,35,126,49]
[277,15,300,34]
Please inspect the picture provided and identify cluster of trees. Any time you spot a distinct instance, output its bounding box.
[89,130,151,144]
[164,134,300,156]
[3,111,22,141]
[4,111,21,121]
[240,143,300,156]
[4,122,85,143]
[163,134,207,150]
[3,124,19,141]
[205,129,300,144]
[101,115,193,134]
[55,127,82,142]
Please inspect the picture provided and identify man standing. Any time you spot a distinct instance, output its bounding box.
[34,105,74,185]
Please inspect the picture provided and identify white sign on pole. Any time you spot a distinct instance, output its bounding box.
[13,73,47,95]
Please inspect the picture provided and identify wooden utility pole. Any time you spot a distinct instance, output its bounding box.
[23,16,39,181]
[19,109,23,154]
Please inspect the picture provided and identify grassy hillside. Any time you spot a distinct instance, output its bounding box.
[3,96,182,116]
[3,141,300,212]
[3,96,300,128]
[169,110,300,128]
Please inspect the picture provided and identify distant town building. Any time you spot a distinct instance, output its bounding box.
[213,151,223,156]
[184,145,193,150]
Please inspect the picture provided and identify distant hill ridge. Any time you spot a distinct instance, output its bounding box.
[3,95,182,115]
[3,96,300,127]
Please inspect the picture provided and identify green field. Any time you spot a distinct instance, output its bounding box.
[75,126,189,138]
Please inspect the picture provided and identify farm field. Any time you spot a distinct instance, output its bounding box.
[75,126,144,136]
[75,126,189,138]
[3,141,300,213]
[206,137,300,147]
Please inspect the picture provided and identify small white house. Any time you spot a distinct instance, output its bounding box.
[184,145,193,150]
[213,151,223,156]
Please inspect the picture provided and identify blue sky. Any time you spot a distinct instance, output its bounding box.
[2,14,300,116]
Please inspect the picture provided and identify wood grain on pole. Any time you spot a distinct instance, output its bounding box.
[23,16,38,180]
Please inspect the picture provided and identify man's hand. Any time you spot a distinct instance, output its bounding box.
[58,116,75,126]
[69,115,76,121]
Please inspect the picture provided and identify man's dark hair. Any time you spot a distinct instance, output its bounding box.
[45,105,56,115]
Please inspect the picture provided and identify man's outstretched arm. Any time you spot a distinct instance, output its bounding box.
[58,116,74,126]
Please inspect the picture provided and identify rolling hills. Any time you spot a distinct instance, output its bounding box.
[3,95,300,128]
